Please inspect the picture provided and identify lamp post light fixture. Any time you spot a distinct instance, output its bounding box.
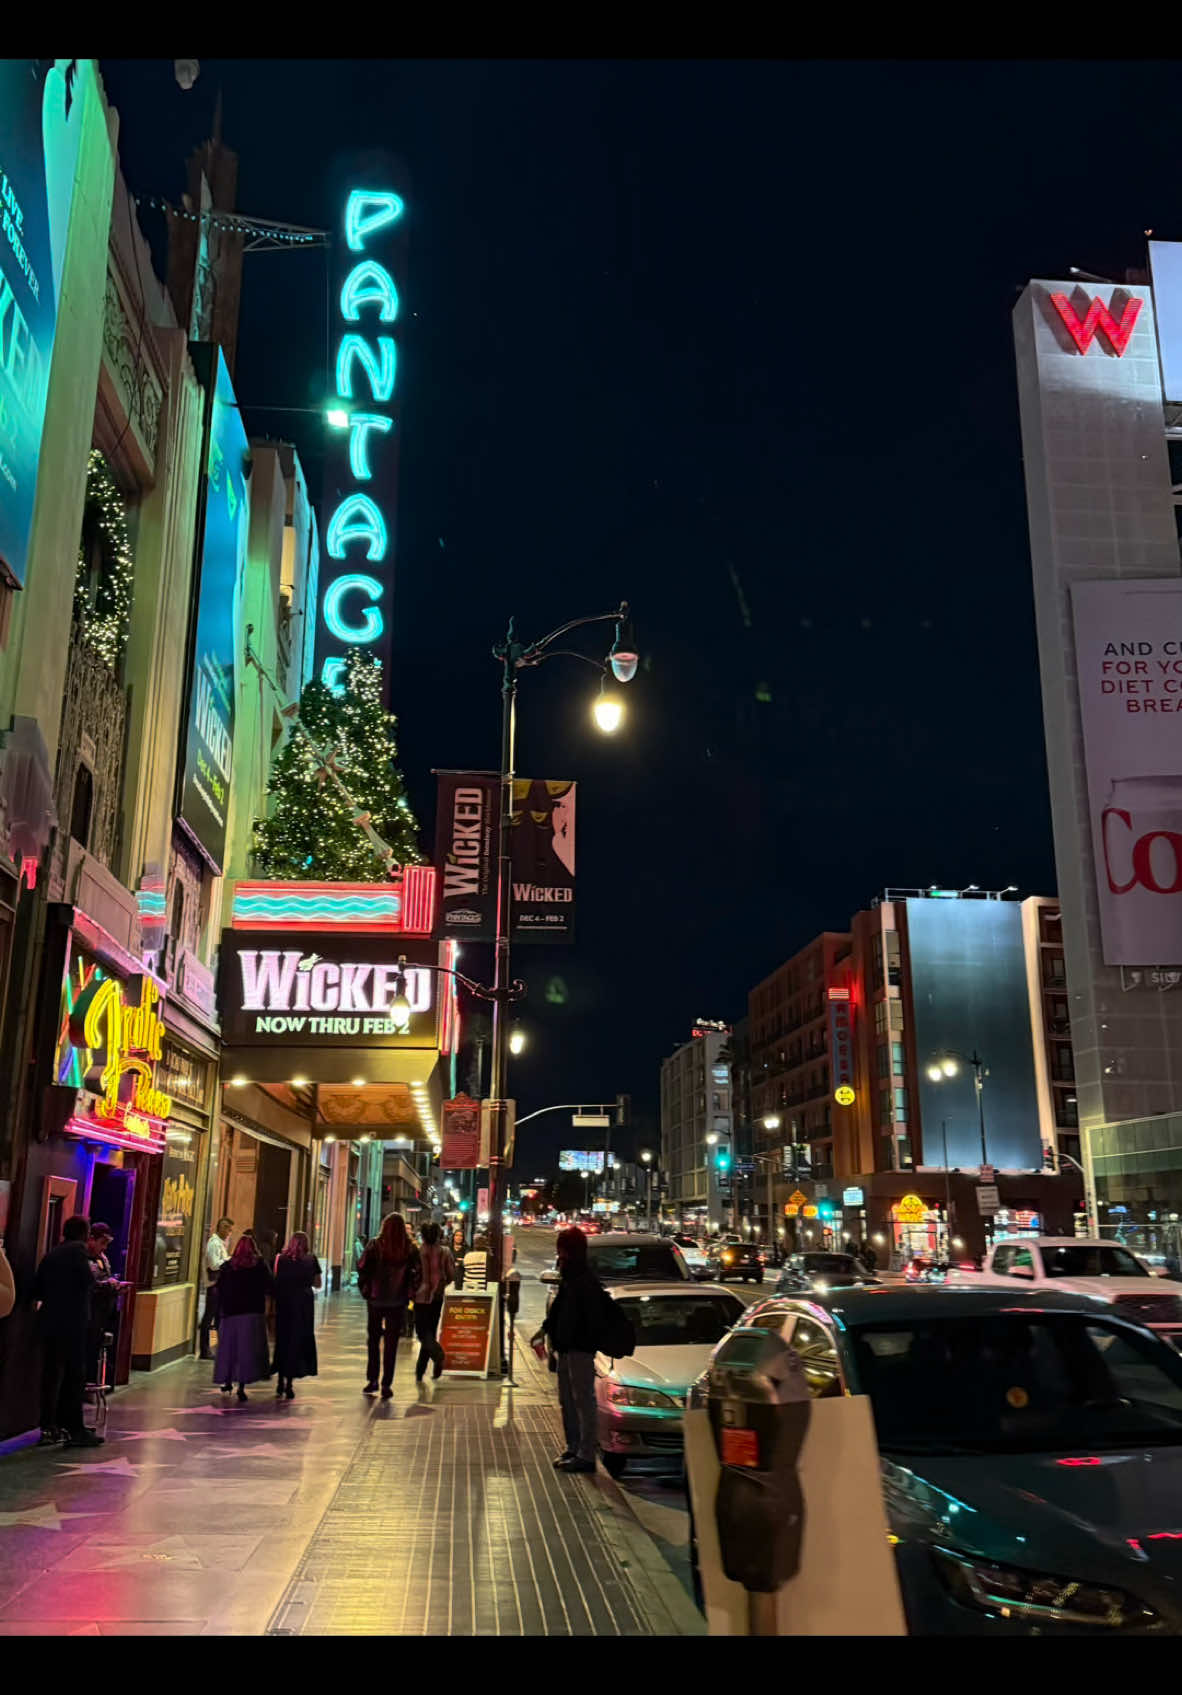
[509,1027,527,1057]
[484,603,637,1306]
[927,1049,990,1168]
[640,1149,654,1232]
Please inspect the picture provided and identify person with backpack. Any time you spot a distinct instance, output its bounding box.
[533,1224,622,1474]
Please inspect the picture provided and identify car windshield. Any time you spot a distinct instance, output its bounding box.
[613,1293,744,1347]
[852,1314,1182,1456]
[590,1242,687,1281]
[1042,1245,1148,1279]
[795,1254,862,1275]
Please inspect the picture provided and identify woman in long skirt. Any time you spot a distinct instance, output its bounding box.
[272,1231,322,1399]
[213,1236,273,1402]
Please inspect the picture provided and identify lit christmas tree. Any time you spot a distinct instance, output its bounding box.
[252,649,422,880]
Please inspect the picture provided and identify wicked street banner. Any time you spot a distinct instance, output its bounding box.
[434,775,576,944]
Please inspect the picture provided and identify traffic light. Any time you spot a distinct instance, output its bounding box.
[616,1093,631,1127]
[715,1146,731,1173]
[459,1199,471,1212]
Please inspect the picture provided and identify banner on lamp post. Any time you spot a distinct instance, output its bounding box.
[434,772,497,942]
[441,1093,481,1169]
[510,779,576,942]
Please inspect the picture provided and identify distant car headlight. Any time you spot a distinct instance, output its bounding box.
[933,1547,1157,1630]
[606,1382,679,1409]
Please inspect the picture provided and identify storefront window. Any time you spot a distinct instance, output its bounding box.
[157,1039,211,1112]
[153,1135,199,1284]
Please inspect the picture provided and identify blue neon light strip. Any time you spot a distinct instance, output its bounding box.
[234,892,402,921]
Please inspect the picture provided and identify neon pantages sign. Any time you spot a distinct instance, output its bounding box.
[317,186,406,695]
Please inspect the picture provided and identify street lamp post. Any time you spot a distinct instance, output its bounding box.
[486,603,636,1306]
[640,1150,653,1232]
[927,1051,989,1168]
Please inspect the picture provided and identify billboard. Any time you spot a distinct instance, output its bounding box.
[316,166,409,697]
[1149,242,1182,405]
[1072,578,1182,966]
[0,60,91,590]
[510,779,576,942]
[177,346,249,874]
[559,1150,615,1174]
[434,772,497,941]
[218,930,440,1049]
[904,898,1041,1172]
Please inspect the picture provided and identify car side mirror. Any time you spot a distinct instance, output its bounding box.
[540,1269,559,1286]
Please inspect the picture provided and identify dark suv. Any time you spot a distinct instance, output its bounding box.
[711,1241,764,1284]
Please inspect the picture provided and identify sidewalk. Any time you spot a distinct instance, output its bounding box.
[0,1290,703,1636]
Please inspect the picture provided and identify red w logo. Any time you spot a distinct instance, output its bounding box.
[1050,291,1142,356]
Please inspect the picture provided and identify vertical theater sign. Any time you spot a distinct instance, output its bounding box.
[317,181,407,696]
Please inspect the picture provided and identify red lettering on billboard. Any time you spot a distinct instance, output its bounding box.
[1050,292,1142,356]
[1102,806,1182,894]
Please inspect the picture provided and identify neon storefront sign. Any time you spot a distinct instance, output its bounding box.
[57,959,172,1153]
[318,187,405,696]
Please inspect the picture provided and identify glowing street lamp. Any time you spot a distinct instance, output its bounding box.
[509,1027,527,1057]
[593,676,625,734]
[927,1049,989,1166]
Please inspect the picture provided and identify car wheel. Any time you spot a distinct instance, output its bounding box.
[601,1452,628,1479]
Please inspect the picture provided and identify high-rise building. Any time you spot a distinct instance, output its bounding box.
[746,892,1083,1262]
[659,1022,734,1232]
[1014,260,1182,1262]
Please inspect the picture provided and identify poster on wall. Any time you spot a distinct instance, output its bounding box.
[177,345,250,874]
[434,772,497,942]
[154,1138,197,1285]
[510,779,576,942]
[0,59,91,590]
[1072,578,1182,965]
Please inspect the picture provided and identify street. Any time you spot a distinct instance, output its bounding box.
[512,1226,767,1598]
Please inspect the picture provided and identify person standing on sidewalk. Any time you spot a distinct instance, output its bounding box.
[33,1215,103,1448]
[358,1213,420,1400]
[199,1216,233,1361]
[534,1225,604,1474]
[413,1222,454,1384]
[84,1222,123,1389]
[213,1235,273,1402]
[272,1231,322,1399]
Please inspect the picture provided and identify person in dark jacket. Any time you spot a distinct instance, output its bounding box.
[213,1235,273,1402]
[272,1231,322,1399]
[84,1222,123,1389]
[358,1212,421,1399]
[34,1214,103,1448]
[535,1225,605,1473]
[413,1222,455,1383]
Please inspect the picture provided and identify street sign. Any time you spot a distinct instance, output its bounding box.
[843,1187,865,1207]
[976,1184,1000,1215]
[788,1189,808,1209]
[979,1165,995,1184]
[572,1113,610,1127]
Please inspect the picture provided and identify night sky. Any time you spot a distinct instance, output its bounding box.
[100,59,1179,1169]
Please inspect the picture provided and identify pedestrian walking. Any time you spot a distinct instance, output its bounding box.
[213,1235,273,1402]
[272,1231,322,1399]
[199,1216,233,1360]
[463,1230,490,1291]
[533,1225,607,1474]
[861,1242,878,1273]
[414,1222,454,1383]
[357,1213,421,1400]
[33,1215,103,1448]
[0,1240,14,1321]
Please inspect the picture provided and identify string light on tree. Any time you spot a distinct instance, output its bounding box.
[74,451,134,670]
[251,647,421,881]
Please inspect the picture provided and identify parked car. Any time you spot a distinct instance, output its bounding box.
[777,1251,879,1294]
[689,1285,1182,1633]
[678,1241,714,1281]
[710,1241,765,1284]
[947,1238,1182,1348]
[595,1281,745,1476]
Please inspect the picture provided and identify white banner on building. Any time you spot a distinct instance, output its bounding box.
[1072,578,1182,965]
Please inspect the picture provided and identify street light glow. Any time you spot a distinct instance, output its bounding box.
[927,1064,943,1082]
[942,1059,958,1077]
[640,1149,652,1164]
[509,1028,526,1056]
[326,407,350,429]
[763,1113,782,1130]
[593,685,625,734]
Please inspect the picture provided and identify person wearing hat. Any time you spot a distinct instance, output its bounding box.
[85,1222,123,1390]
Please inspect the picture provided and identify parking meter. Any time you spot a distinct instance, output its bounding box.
[691,1325,811,1624]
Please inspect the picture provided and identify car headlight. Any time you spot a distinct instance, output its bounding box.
[606,1382,679,1409]
[933,1548,1157,1630]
